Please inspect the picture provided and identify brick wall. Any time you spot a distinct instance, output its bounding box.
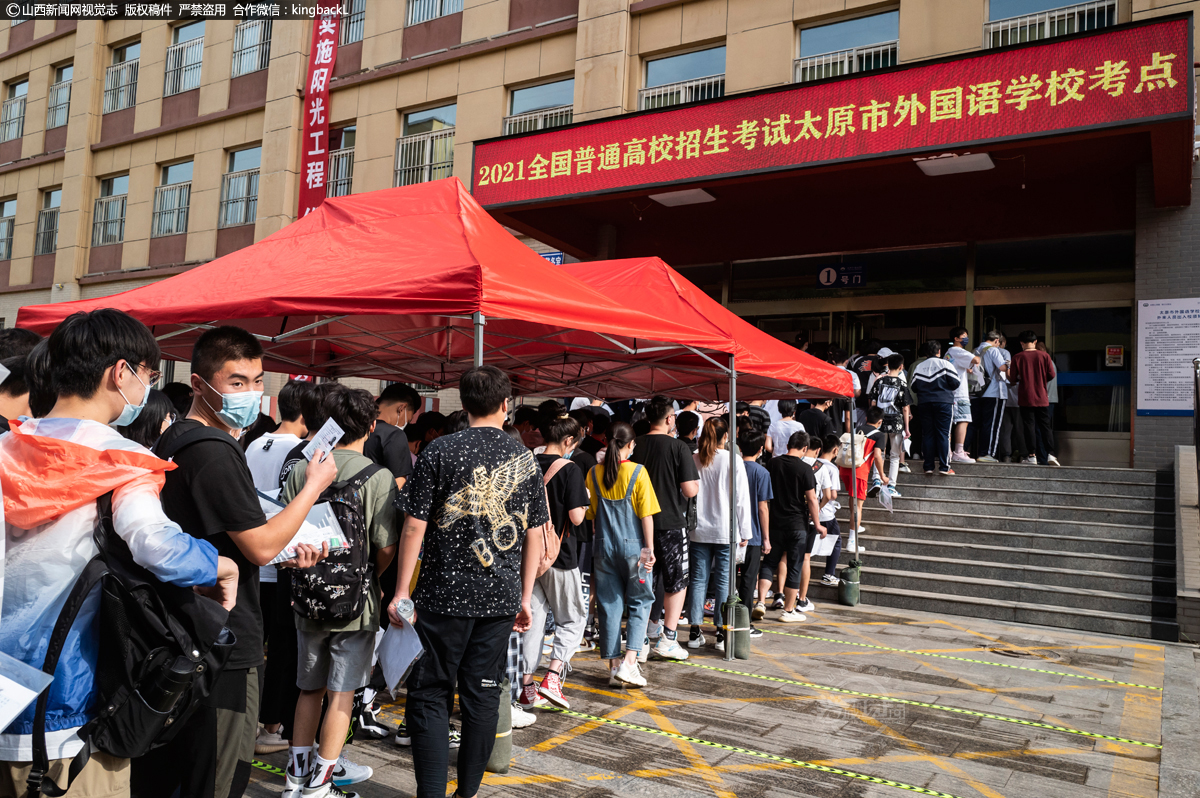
[1134,165,1200,471]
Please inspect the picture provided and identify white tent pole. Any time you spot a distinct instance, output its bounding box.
[473,311,485,367]
[726,353,737,662]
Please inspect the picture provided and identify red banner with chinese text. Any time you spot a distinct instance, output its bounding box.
[473,18,1192,207]
[298,13,339,218]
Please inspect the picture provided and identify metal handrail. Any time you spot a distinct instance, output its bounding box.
[407,0,463,27]
[231,19,271,77]
[341,0,366,44]
[34,207,57,255]
[164,37,204,96]
[984,0,1115,48]
[794,40,897,83]
[638,73,725,110]
[103,60,138,113]
[46,80,70,129]
[394,129,455,187]
[151,183,191,238]
[0,96,24,143]
[92,195,126,246]
[503,105,573,135]
[219,168,258,228]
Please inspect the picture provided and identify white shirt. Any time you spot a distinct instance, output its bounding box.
[244,431,301,583]
[815,457,842,522]
[946,346,976,401]
[767,418,805,458]
[690,450,753,545]
[980,345,1009,399]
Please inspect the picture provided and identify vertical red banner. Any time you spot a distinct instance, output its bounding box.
[298,12,340,218]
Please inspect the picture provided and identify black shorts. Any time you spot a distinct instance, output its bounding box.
[653,528,689,594]
[758,525,814,590]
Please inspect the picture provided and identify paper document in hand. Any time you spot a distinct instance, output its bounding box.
[267,501,350,565]
[378,622,424,695]
[0,651,53,731]
[811,532,839,558]
[878,487,894,513]
[302,417,345,462]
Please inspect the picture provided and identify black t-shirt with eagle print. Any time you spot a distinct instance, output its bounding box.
[402,426,549,617]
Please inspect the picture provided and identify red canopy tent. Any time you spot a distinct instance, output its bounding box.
[17,179,848,401]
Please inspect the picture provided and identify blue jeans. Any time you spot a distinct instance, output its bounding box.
[688,542,731,629]
[918,402,952,473]
[593,538,655,660]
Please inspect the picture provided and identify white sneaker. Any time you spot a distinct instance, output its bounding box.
[898,463,911,473]
[714,635,725,653]
[635,644,649,664]
[1023,456,1037,465]
[797,598,815,613]
[255,726,288,754]
[821,574,840,586]
[1047,455,1061,467]
[614,660,647,688]
[751,602,766,620]
[510,702,537,729]
[301,784,358,798]
[779,609,807,623]
[687,629,705,649]
[331,754,372,786]
[976,455,999,463]
[951,451,975,463]
[282,771,306,798]
[608,666,622,687]
[652,637,689,660]
[646,620,662,640]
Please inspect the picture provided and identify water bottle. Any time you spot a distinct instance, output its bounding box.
[637,548,651,584]
[140,656,196,713]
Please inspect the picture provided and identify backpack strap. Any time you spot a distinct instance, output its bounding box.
[26,495,115,798]
[542,458,572,486]
[332,463,385,493]
[154,424,242,461]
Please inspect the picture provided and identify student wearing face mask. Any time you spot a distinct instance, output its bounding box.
[366,383,419,492]
[134,327,339,798]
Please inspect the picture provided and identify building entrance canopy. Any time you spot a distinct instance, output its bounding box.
[15,179,852,400]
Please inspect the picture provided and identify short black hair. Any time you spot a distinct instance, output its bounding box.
[827,348,848,365]
[324,386,377,444]
[379,382,421,412]
[537,399,563,417]
[735,401,750,415]
[0,328,41,360]
[191,326,263,381]
[48,309,160,400]
[866,407,884,424]
[1019,330,1038,344]
[0,356,27,398]
[886,353,905,371]
[949,326,968,340]
[675,409,700,437]
[301,382,342,431]
[24,339,55,417]
[632,419,651,437]
[118,389,176,450]
[859,339,881,356]
[568,407,593,432]
[738,429,765,457]
[645,396,672,425]
[513,405,540,427]
[777,399,797,418]
[161,381,193,416]
[821,433,841,455]
[443,409,469,435]
[460,365,510,417]
[920,340,942,359]
[786,429,809,452]
[589,409,610,436]
[278,380,309,423]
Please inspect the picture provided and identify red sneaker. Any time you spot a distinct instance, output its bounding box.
[537,670,570,709]
[519,682,547,709]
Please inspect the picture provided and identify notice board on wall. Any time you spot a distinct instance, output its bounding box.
[1137,297,1200,416]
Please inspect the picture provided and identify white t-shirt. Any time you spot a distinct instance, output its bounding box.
[815,458,841,522]
[946,346,976,401]
[980,345,1009,399]
[768,417,805,457]
[244,431,302,583]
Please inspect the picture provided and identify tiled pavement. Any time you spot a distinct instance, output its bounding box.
[247,601,1199,798]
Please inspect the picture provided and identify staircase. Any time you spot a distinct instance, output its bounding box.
[813,461,1179,641]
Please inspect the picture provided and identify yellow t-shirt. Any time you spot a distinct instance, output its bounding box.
[586,461,661,520]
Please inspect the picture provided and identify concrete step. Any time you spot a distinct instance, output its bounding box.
[843,534,1173,578]
[840,566,1174,616]
[892,482,1169,512]
[806,550,1172,596]
[932,461,1158,483]
[842,506,1161,542]
[802,582,1179,641]
[851,495,1170,527]
[898,471,1169,498]
[838,518,1169,559]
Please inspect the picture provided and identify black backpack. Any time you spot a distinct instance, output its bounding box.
[852,354,885,409]
[291,463,383,621]
[26,494,234,798]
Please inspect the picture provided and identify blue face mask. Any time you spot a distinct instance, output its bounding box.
[200,377,263,430]
[113,363,149,427]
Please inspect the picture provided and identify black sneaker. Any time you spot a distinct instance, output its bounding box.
[748,625,763,639]
[353,702,390,740]
[771,594,785,611]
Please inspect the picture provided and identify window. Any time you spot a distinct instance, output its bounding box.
[327,126,354,198]
[105,42,139,113]
[407,0,463,27]
[46,64,71,129]
[93,174,128,247]
[220,147,260,228]
[505,79,574,134]
[985,0,1115,47]
[152,161,192,238]
[232,19,272,77]
[341,0,365,44]
[165,21,204,96]
[0,199,15,260]
[640,46,725,110]
[796,11,899,82]
[35,189,60,256]
[1,80,27,142]
[395,104,456,186]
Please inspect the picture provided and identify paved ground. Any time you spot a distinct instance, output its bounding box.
[247,601,1200,798]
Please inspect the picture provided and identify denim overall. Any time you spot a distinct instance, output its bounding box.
[589,464,655,660]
